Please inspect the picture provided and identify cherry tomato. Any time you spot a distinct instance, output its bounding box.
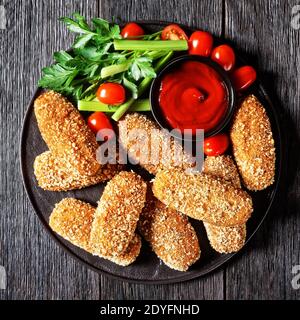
[230,66,257,91]
[161,24,188,40]
[204,133,230,156]
[96,83,126,105]
[87,112,114,140]
[121,22,145,38]
[189,31,213,57]
[211,45,235,71]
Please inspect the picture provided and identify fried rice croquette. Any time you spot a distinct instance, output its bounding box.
[49,198,141,266]
[90,171,147,257]
[230,95,276,191]
[49,198,94,250]
[152,168,253,227]
[34,151,123,191]
[118,113,194,175]
[138,186,200,271]
[34,90,100,176]
[203,155,247,253]
[204,223,246,254]
[203,155,241,189]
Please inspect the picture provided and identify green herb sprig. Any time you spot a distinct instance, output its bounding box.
[38,14,166,101]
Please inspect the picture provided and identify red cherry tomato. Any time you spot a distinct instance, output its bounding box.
[161,24,188,40]
[211,45,235,71]
[231,66,257,91]
[121,22,145,38]
[87,112,114,140]
[189,31,213,57]
[204,133,230,156]
[96,83,126,105]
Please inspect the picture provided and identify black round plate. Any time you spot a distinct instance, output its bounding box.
[20,21,283,284]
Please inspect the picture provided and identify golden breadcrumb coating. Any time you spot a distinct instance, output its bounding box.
[138,187,200,271]
[34,151,123,191]
[118,113,194,175]
[106,234,142,267]
[34,90,100,176]
[49,198,141,266]
[203,155,241,189]
[49,198,95,250]
[90,171,147,257]
[230,95,276,191]
[204,223,246,254]
[203,155,247,253]
[152,168,253,227]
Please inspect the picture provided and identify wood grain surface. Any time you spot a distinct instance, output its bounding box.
[0,0,299,300]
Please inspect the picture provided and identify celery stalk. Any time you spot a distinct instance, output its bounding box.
[111,51,174,121]
[78,99,150,112]
[146,50,172,60]
[114,40,188,51]
[111,98,135,121]
[101,63,129,78]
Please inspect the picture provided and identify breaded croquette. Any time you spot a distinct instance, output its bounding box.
[106,234,142,267]
[34,151,123,191]
[153,168,253,227]
[118,113,194,175]
[204,223,246,254]
[34,91,100,176]
[203,155,247,253]
[230,95,276,191]
[203,155,241,189]
[90,171,147,257]
[49,198,141,266]
[138,187,200,271]
[49,198,95,251]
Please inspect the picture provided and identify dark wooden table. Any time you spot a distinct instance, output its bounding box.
[0,0,299,300]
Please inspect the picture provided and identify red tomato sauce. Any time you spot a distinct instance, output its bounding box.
[159,61,229,134]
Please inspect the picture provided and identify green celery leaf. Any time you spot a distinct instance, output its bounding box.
[73,13,90,30]
[74,85,83,100]
[96,42,113,56]
[90,64,100,77]
[123,76,138,99]
[73,33,95,48]
[130,62,141,81]
[60,17,92,34]
[65,57,88,69]
[92,18,110,35]
[53,51,73,63]
[139,63,156,78]
[38,64,77,89]
[136,56,152,63]
[109,24,121,39]
[75,46,103,61]
[130,56,156,81]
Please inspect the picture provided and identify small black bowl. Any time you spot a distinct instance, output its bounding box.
[150,54,236,140]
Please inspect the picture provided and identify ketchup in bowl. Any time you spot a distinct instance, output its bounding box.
[158,60,229,134]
